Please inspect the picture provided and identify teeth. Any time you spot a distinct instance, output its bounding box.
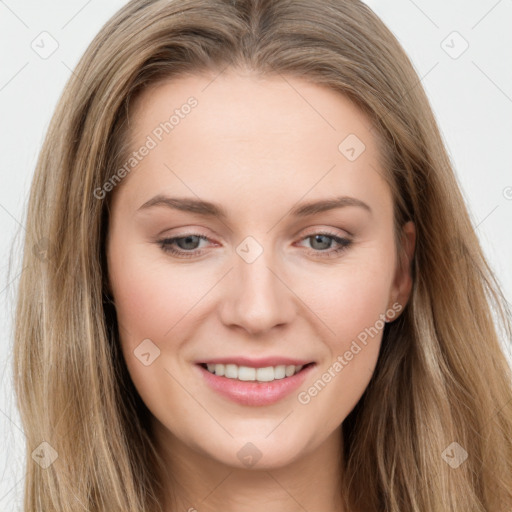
[204,363,305,381]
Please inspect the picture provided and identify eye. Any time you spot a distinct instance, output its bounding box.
[295,231,353,258]
[157,230,353,259]
[158,233,211,259]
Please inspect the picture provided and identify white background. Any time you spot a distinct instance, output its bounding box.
[1,1,511,509]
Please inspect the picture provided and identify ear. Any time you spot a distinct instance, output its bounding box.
[388,220,415,319]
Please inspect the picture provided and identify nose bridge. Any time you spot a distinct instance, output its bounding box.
[220,235,294,334]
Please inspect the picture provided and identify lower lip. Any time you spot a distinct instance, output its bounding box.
[196,363,315,406]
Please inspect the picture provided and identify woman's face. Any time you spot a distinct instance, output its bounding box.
[106,69,414,469]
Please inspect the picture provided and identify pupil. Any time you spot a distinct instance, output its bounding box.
[178,235,200,250]
[312,234,330,250]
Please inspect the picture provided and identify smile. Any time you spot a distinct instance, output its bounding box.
[196,362,316,406]
[201,362,310,382]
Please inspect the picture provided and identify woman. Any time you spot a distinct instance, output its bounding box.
[13,0,512,510]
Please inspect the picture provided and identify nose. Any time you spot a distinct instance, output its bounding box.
[218,244,296,336]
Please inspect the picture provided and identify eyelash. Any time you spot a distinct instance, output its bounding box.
[157,230,353,259]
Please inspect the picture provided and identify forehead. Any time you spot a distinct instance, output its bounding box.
[113,69,391,217]
[129,69,378,153]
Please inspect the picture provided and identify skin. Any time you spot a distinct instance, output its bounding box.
[106,68,415,512]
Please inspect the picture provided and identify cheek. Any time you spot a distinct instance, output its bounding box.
[108,243,195,343]
[296,268,390,430]
[295,248,393,412]
[301,252,394,343]
[107,244,197,419]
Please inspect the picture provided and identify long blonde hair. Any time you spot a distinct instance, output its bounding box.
[12,0,512,510]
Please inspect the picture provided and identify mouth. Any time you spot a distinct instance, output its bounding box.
[198,362,315,382]
[195,361,316,406]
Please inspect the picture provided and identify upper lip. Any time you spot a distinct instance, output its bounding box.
[197,356,315,368]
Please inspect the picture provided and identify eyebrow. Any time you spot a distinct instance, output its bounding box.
[137,194,372,219]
